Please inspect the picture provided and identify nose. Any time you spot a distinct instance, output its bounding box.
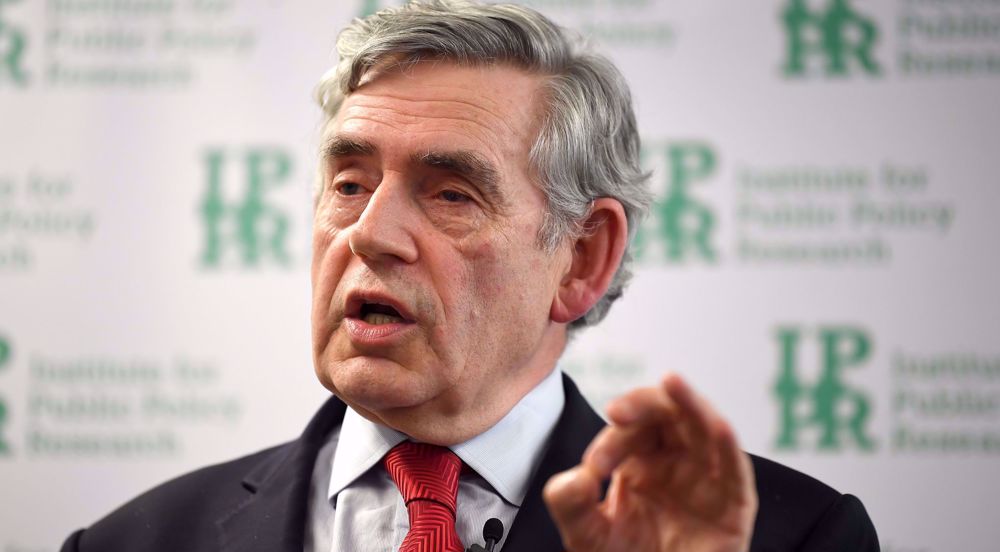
[348,178,419,264]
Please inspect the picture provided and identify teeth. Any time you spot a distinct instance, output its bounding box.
[362,313,404,325]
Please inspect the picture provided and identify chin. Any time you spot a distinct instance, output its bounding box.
[322,355,438,413]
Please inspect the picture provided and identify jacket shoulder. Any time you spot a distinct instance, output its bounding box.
[64,442,292,552]
[750,455,879,551]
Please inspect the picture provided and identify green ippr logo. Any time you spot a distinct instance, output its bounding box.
[781,0,881,77]
[0,336,11,455]
[774,326,876,452]
[199,148,294,268]
[633,141,718,264]
[0,0,29,87]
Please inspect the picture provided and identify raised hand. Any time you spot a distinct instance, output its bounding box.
[543,373,758,552]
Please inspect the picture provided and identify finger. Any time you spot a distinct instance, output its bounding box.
[589,389,684,478]
[667,373,754,495]
[605,386,678,428]
[581,423,659,479]
[716,421,757,504]
[543,466,609,552]
[662,373,715,448]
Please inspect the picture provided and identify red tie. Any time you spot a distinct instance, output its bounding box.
[383,442,465,552]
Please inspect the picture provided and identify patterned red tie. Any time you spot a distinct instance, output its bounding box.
[384,442,465,552]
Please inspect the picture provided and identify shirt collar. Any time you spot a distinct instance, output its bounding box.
[327,368,565,508]
[327,406,407,500]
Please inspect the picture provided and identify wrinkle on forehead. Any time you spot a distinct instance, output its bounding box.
[359,59,543,111]
[347,94,526,143]
[334,63,545,154]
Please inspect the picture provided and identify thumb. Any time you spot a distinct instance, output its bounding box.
[543,465,609,552]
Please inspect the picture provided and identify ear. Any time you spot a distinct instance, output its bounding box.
[550,198,629,324]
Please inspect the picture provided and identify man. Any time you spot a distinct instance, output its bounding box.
[62,1,879,551]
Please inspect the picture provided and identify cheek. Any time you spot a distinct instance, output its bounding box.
[460,243,552,378]
[430,239,506,341]
[310,222,333,285]
[466,239,539,319]
[310,224,349,322]
[468,240,507,300]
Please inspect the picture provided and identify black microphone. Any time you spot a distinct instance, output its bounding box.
[483,518,504,552]
[466,518,505,552]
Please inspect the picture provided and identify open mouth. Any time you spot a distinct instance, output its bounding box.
[343,294,417,341]
[359,302,407,325]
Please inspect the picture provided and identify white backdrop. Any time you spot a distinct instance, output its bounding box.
[2,1,999,550]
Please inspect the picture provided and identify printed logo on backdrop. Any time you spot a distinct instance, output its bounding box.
[779,0,1000,79]
[24,352,243,459]
[2,1,258,90]
[781,0,881,77]
[633,141,718,265]
[0,0,29,87]
[772,326,1000,455]
[631,145,956,269]
[0,335,10,455]
[773,326,876,451]
[745,160,953,264]
[199,147,295,269]
[0,170,97,272]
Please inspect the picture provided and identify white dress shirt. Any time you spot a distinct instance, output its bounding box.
[305,368,566,552]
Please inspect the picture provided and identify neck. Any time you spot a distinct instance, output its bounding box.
[353,324,568,445]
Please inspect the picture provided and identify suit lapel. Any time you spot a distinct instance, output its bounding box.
[212,375,601,552]
[503,374,606,552]
[216,396,347,552]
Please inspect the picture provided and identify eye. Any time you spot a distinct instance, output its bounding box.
[439,189,471,203]
[337,182,363,196]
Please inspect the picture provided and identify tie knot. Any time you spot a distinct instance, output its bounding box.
[383,442,462,513]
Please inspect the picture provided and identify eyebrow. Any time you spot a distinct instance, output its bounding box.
[323,135,377,159]
[414,150,504,206]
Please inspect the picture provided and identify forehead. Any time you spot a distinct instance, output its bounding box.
[327,63,546,166]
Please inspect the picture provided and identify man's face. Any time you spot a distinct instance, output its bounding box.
[311,63,572,444]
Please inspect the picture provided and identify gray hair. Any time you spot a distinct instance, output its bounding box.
[316,0,651,331]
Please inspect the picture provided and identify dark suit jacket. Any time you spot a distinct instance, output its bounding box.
[62,375,879,551]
